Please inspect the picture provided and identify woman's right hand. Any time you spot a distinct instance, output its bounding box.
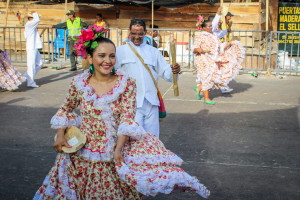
[197,48,206,54]
[194,48,209,55]
[53,130,72,153]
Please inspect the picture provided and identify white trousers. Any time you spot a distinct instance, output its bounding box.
[26,49,43,86]
[135,99,160,138]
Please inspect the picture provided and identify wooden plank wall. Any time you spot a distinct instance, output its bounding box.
[0,2,266,29]
[0,1,268,63]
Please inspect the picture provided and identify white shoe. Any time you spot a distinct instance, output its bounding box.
[27,83,39,88]
[221,88,233,94]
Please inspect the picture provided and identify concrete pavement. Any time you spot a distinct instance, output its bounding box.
[0,66,299,200]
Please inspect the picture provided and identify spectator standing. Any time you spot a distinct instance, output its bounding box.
[24,12,43,88]
[50,10,88,71]
[221,12,234,42]
[95,13,108,28]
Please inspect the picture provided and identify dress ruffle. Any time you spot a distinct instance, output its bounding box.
[0,51,26,91]
[194,32,245,90]
[116,133,210,198]
[33,154,77,200]
[34,153,143,200]
[50,114,81,129]
[117,163,210,198]
[74,69,128,110]
[117,122,147,140]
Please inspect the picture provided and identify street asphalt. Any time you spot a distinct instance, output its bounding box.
[0,65,299,200]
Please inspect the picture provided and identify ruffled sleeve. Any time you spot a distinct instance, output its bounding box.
[116,78,146,139]
[50,78,81,129]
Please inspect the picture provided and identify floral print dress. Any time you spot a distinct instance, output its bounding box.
[0,51,26,91]
[192,32,245,91]
[33,69,210,199]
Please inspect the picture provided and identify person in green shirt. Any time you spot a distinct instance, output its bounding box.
[50,10,88,71]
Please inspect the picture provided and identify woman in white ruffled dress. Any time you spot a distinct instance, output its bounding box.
[193,18,245,105]
[33,33,210,199]
[0,49,26,91]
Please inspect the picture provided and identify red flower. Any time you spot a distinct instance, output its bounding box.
[81,27,95,41]
[92,24,104,32]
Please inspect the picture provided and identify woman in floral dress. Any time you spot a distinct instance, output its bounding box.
[0,49,26,91]
[193,17,245,105]
[33,27,210,199]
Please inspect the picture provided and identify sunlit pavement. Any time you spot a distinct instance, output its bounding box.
[1,65,299,200]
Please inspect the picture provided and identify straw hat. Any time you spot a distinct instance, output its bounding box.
[54,126,86,153]
[26,13,33,18]
[221,6,229,17]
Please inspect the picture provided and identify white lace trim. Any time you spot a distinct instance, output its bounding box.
[50,114,81,129]
[117,122,147,140]
[199,32,220,62]
[117,163,210,198]
[219,42,227,55]
[74,69,129,110]
[197,54,222,91]
[72,69,130,161]
[52,68,131,159]
[33,154,77,200]
[125,154,183,166]
[221,41,245,85]
[196,34,245,91]
[76,147,114,162]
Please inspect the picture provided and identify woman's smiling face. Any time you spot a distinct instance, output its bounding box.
[89,42,116,76]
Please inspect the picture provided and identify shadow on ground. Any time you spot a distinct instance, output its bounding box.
[0,102,299,200]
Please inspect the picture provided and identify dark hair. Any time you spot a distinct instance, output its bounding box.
[97,13,103,18]
[129,19,146,31]
[86,37,116,56]
[149,24,158,29]
[208,16,214,22]
[201,19,211,28]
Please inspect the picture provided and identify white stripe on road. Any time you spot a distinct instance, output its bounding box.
[165,98,299,107]
[162,84,173,98]
[184,160,300,170]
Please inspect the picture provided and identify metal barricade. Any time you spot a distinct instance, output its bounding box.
[232,30,268,71]
[1,26,299,75]
[119,28,192,67]
[151,29,191,67]
[268,31,300,74]
[0,26,65,65]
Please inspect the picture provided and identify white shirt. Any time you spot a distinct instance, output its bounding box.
[24,13,42,51]
[115,41,173,108]
[212,14,228,39]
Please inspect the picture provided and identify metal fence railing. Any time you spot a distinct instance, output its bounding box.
[268,31,300,74]
[232,30,269,71]
[0,27,66,65]
[1,27,299,74]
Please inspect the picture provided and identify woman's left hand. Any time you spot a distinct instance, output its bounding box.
[114,150,125,165]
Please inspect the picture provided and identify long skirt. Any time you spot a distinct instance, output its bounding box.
[34,133,210,199]
[195,41,245,91]
[0,51,25,91]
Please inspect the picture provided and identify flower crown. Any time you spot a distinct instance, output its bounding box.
[196,15,208,31]
[74,24,109,59]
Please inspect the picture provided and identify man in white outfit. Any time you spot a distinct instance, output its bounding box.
[115,19,180,138]
[24,12,43,88]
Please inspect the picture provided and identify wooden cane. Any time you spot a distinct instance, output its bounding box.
[170,42,179,96]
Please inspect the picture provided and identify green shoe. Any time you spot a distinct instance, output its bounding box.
[204,100,215,105]
[194,87,201,100]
